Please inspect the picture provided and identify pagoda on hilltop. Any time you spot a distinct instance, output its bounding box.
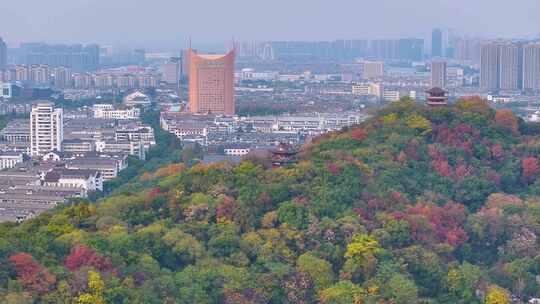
[426,87,448,107]
[270,143,298,168]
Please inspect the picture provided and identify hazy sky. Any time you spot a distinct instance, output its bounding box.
[1,0,539,49]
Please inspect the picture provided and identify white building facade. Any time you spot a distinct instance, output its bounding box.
[30,103,63,156]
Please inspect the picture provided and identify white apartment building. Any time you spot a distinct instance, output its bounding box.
[43,169,103,192]
[382,90,401,102]
[93,104,141,120]
[95,140,146,160]
[0,151,24,170]
[30,103,63,156]
[237,68,279,81]
[0,82,13,98]
[245,113,366,133]
[352,84,370,96]
[528,111,540,122]
[431,61,447,88]
[523,43,540,91]
[352,83,382,98]
[115,126,156,149]
[66,158,121,181]
[362,61,384,79]
[223,144,251,156]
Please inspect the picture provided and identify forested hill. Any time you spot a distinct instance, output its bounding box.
[1,98,540,303]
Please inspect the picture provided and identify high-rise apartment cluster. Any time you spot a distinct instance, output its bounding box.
[0,64,160,90]
[480,41,540,92]
[53,66,73,88]
[234,41,275,61]
[268,39,424,62]
[17,43,99,72]
[455,39,482,63]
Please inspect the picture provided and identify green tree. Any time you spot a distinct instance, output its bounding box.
[297,252,335,291]
[384,274,418,304]
[162,229,204,269]
[319,280,364,304]
[277,201,310,229]
[446,262,482,303]
[383,219,411,247]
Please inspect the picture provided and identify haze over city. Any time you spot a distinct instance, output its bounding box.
[1,1,540,303]
[1,0,539,48]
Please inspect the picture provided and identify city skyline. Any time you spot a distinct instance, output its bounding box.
[1,0,539,48]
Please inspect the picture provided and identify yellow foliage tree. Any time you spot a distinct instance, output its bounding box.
[485,285,509,304]
[344,234,383,279]
[382,113,399,125]
[77,271,105,304]
[405,114,432,133]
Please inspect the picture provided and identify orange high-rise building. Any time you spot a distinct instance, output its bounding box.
[188,48,235,115]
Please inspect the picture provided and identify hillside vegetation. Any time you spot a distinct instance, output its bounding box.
[1,98,539,303]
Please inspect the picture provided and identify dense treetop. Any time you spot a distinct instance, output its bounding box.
[0,98,539,303]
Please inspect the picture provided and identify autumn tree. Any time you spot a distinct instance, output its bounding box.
[343,234,382,280]
[494,109,519,135]
[485,285,510,304]
[9,253,56,295]
[350,128,368,141]
[406,114,432,134]
[77,271,105,304]
[64,245,112,272]
[522,156,540,183]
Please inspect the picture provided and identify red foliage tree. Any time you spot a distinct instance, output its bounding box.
[455,163,472,181]
[390,190,409,205]
[64,245,112,272]
[522,157,540,182]
[404,139,420,161]
[9,252,56,294]
[433,159,452,177]
[397,151,407,164]
[216,196,238,222]
[148,187,161,200]
[495,109,519,135]
[491,144,504,161]
[486,169,501,186]
[326,162,341,175]
[395,203,468,247]
[350,128,368,141]
[428,145,453,177]
[433,123,478,155]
